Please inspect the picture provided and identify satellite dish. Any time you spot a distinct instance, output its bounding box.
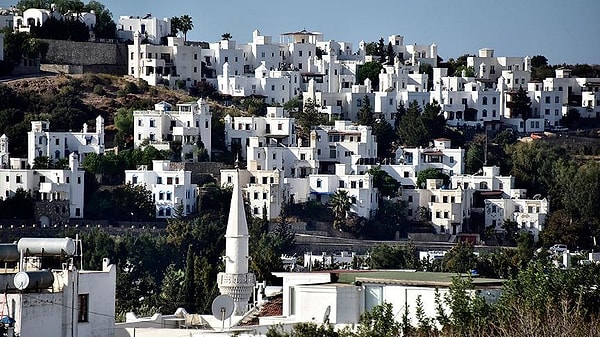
[323,305,331,324]
[212,295,235,321]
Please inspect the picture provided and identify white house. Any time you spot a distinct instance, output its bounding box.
[1,132,86,221]
[133,99,212,161]
[221,168,286,220]
[118,15,170,44]
[224,107,296,159]
[125,160,197,218]
[451,166,525,198]
[381,138,465,187]
[272,270,502,327]
[467,48,530,83]
[1,237,116,337]
[401,178,473,235]
[485,197,549,241]
[310,120,378,174]
[128,33,203,87]
[27,116,105,167]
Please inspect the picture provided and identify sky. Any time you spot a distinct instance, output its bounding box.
[2,0,599,65]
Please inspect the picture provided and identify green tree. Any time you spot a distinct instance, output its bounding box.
[170,16,181,36]
[114,108,134,149]
[357,61,382,90]
[294,98,327,144]
[182,246,196,311]
[397,100,428,147]
[368,244,419,269]
[356,302,400,337]
[357,95,373,126]
[508,86,532,133]
[368,166,399,198]
[178,15,193,41]
[441,241,477,273]
[372,119,396,160]
[84,1,117,39]
[416,168,450,189]
[221,32,232,40]
[329,190,351,231]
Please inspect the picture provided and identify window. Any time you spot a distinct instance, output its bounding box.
[555,109,559,116]
[254,192,259,200]
[339,181,344,188]
[408,195,413,202]
[430,196,436,202]
[157,177,162,184]
[480,182,488,189]
[75,208,81,217]
[482,97,488,105]
[443,211,449,219]
[16,176,21,184]
[167,177,173,185]
[55,138,60,145]
[462,98,467,105]
[150,119,155,127]
[482,109,487,117]
[298,50,303,57]
[166,192,172,201]
[449,156,455,163]
[555,96,560,103]
[263,192,267,199]
[492,97,497,104]
[316,179,322,188]
[443,196,448,203]
[159,192,164,200]
[78,294,89,322]
[545,109,550,115]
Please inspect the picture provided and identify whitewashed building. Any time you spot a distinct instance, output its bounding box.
[451,166,525,198]
[1,237,116,337]
[0,153,85,219]
[224,107,296,159]
[221,168,286,220]
[128,33,203,87]
[13,5,95,33]
[381,138,464,187]
[125,160,197,218]
[133,99,212,161]
[484,197,549,241]
[402,178,473,235]
[26,116,105,168]
[117,15,170,44]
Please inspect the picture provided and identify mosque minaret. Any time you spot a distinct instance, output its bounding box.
[217,170,256,315]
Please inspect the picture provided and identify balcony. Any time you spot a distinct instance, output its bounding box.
[39,182,68,194]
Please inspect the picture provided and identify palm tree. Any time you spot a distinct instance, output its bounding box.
[330,190,351,231]
[179,15,193,41]
[221,33,232,40]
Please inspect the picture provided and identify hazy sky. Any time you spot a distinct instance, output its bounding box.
[2,0,599,65]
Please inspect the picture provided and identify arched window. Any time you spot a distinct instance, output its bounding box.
[482,109,488,117]
[482,97,488,105]
[480,182,488,190]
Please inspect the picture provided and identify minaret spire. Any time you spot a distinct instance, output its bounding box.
[217,170,256,316]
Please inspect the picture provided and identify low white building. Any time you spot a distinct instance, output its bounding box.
[118,15,170,44]
[1,237,116,337]
[272,270,502,328]
[224,107,296,159]
[27,116,105,167]
[402,178,473,235]
[451,166,525,198]
[310,120,378,174]
[133,99,212,161]
[0,153,85,220]
[125,160,197,218]
[485,197,549,241]
[128,33,203,87]
[221,168,286,220]
[382,138,464,187]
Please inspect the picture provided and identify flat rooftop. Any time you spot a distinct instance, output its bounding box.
[334,270,504,288]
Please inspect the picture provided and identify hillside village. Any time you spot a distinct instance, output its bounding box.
[1,2,600,337]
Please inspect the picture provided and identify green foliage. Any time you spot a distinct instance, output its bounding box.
[441,241,477,273]
[397,100,447,148]
[357,61,382,90]
[416,168,450,189]
[356,302,400,337]
[30,17,90,41]
[364,199,406,240]
[0,188,35,220]
[329,189,351,231]
[85,183,155,220]
[357,95,373,126]
[2,30,47,68]
[368,166,400,198]
[293,98,327,144]
[92,84,106,96]
[114,108,134,148]
[171,15,193,41]
[368,243,420,269]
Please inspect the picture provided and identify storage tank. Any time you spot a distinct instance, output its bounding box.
[17,238,76,256]
[13,270,54,290]
[0,244,19,262]
[0,273,17,290]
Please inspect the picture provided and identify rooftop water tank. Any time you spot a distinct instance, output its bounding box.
[13,270,54,291]
[0,273,17,290]
[17,238,76,256]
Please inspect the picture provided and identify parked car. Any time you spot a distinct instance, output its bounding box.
[549,244,568,254]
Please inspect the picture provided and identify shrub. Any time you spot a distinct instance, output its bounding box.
[137,79,149,93]
[116,89,126,97]
[93,84,106,96]
[123,81,139,95]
